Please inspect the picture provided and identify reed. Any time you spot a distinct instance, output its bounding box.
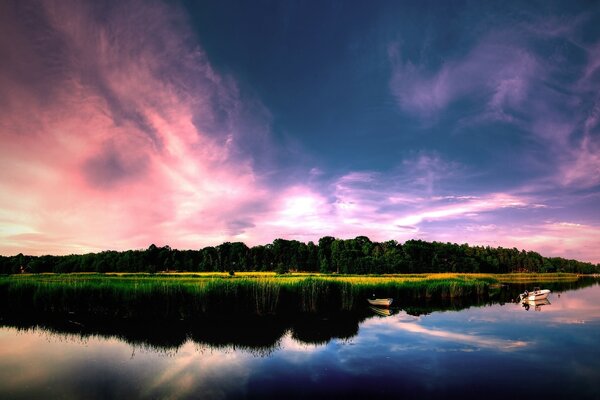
[0,272,582,318]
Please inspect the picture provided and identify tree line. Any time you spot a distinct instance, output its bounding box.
[1,237,598,274]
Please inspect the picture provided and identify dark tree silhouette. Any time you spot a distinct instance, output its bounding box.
[1,237,598,274]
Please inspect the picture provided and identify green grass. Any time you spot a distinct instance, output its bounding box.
[0,272,584,318]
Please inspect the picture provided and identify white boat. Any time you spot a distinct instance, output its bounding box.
[367,298,393,307]
[519,287,551,302]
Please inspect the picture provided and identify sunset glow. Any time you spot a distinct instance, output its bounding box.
[1,0,599,262]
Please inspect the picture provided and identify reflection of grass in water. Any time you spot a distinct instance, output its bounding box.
[0,273,583,318]
[0,273,594,354]
[493,273,579,282]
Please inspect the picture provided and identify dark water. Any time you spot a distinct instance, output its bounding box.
[1,281,600,399]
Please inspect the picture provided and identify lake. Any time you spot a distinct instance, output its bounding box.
[1,280,599,399]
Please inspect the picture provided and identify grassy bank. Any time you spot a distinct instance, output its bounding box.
[0,273,586,319]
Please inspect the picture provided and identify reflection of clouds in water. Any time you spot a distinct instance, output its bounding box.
[549,317,587,324]
[279,331,320,354]
[0,329,66,390]
[141,340,252,399]
[505,286,600,324]
[362,312,529,351]
[543,290,600,323]
[440,285,600,325]
[348,312,419,349]
[0,327,127,395]
[390,321,528,350]
[0,326,327,398]
[467,316,500,323]
[0,327,255,399]
[277,332,364,381]
[2,286,600,398]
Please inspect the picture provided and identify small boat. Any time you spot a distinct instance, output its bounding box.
[367,298,393,307]
[519,287,551,302]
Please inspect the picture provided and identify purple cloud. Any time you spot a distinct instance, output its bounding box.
[388,35,538,122]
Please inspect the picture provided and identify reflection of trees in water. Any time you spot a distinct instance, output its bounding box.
[1,278,597,354]
[290,313,362,345]
[0,311,370,356]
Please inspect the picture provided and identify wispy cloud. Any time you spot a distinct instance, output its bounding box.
[504,222,600,261]
[392,194,529,227]
[0,0,272,254]
[388,34,538,122]
[254,155,550,250]
[380,9,600,262]
[389,13,600,191]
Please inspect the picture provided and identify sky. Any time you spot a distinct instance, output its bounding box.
[0,0,599,262]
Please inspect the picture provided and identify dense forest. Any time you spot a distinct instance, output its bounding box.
[1,237,598,275]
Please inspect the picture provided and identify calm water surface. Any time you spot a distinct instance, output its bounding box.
[1,283,600,399]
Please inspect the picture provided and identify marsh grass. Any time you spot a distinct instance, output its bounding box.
[0,273,582,318]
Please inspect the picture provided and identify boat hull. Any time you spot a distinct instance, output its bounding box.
[367,298,393,307]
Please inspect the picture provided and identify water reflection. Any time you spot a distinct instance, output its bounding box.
[365,316,529,350]
[522,298,551,311]
[1,279,599,399]
[368,306,397,317]
[0,278,597,352]
[0,327,256,399]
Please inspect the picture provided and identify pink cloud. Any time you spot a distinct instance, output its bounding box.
[292,165,600,262]
[392,194,529,227]
[0,0,271,254]
[504,222,600,262]
[249,163,552,252]
[424,219,600,264]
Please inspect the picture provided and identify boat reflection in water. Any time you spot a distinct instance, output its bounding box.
[368,296,396,317]
[368,306,397,317]
[522,298,551,311]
